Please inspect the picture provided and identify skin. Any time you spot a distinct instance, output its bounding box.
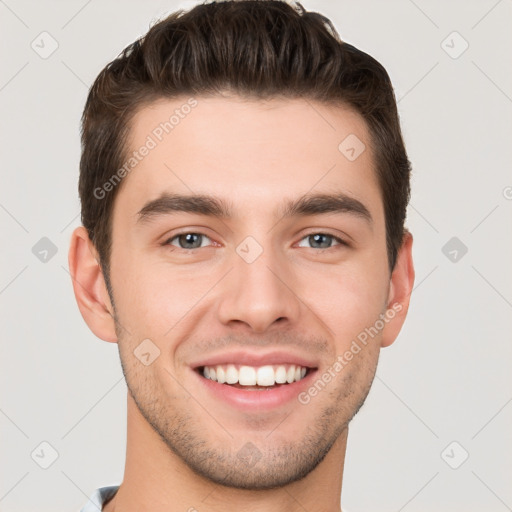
[69,95,414,512]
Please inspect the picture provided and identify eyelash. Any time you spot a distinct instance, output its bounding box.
[163,231,349,251]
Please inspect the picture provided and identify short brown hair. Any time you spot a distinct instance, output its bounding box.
[79,0,411,292]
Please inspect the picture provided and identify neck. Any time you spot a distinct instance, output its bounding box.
[104,393,347,512]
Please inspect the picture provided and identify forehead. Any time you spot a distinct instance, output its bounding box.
[115,95,382,222]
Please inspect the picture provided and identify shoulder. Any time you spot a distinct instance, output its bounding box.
[80,485,119,512]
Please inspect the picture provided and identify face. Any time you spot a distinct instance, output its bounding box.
[105,95,398,489]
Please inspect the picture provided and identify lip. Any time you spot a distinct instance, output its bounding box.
[190,350,319,370]
[192,366,318,411]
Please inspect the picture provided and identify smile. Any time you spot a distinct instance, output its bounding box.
[200,363,310,389]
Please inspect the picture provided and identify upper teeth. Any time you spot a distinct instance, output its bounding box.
[203,364,308,386]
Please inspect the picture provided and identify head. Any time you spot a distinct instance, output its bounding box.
[70,0,414,490]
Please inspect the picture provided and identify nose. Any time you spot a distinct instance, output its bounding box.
[215,242,302,333]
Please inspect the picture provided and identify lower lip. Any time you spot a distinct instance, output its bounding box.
[193,368,317,411]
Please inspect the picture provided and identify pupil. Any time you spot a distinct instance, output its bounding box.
[311,234,330,249]
[180,233,201,248]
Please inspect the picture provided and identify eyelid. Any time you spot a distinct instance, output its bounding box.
[163,230,216,248]
[296,231,349,248]
[300,227,352,244]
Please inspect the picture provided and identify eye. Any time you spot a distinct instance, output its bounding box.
[163,231,347,251]
[165,232,213,250]
[297,233,347,250]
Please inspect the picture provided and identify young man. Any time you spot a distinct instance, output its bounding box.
[70,1,415,510]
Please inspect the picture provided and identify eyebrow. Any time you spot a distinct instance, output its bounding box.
[136,192,373,225]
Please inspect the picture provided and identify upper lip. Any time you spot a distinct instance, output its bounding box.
[191,350,319,369]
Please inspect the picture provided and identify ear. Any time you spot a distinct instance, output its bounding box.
[68,226,118,343]
[381,230,415,348]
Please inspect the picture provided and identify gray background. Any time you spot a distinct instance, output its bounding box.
[1,0,511,511]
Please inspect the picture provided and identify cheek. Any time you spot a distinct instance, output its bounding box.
[109,250,171,339]
[114,257,214,342]
[305,265,388,346]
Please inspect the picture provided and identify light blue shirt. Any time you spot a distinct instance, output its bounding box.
[80,485,119,511]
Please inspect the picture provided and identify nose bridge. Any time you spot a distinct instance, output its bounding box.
[216,235,301,332]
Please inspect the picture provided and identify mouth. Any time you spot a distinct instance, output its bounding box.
[195,363,314,390]
[191,358,318,411]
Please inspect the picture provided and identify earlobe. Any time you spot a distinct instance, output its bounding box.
[68,226,118,343]
[381,230,415,348]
